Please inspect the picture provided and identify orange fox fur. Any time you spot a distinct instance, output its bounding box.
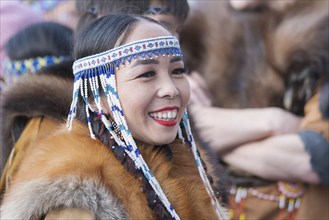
[2,120,226,219]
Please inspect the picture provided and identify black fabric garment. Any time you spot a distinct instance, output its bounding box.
[299,130,329,185]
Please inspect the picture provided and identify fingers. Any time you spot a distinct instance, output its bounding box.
[230,0,261,10]
[187,71,212,106]
[190,71,208,90]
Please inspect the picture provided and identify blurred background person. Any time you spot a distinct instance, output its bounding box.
[2,21,73,87]
[22,0,79,29]
[0,0,42,89]
[181,0,328,219]
[0,21,74,194]
[75,0,189,36]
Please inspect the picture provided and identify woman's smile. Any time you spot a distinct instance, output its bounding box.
[149,106,179,126]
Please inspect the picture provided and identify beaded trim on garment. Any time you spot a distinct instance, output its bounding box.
[3,55,70,76]
[67,36,227,220]
[229,181,305,220]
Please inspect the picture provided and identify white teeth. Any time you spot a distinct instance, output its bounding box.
[149,109,178,120]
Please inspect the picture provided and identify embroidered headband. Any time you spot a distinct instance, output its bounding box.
[67,36,227,220]
[72,36,181,74]
[3,55,70,76]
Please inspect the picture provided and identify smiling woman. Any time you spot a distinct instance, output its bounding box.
[0,14,228,220]
[116,36,190,145]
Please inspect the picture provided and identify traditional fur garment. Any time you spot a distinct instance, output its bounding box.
[0,120,227,219]
[0,73,73,173]
[181,1,328,114]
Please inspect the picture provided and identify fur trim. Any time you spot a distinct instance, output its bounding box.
[270,1,329,73]
[0,74,73,172]
[137,140,229,219]
[181,1,328,110]
[1,121,228,219]
[0,176,128,219]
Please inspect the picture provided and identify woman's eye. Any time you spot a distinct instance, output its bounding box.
[137,71,156,78]
[172,68,186,75]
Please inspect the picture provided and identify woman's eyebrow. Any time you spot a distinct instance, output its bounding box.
[170,56,183,63]
[132,59,159,67]
[131,56,183,67]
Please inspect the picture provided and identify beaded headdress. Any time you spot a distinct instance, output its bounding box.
[67,36,227,220]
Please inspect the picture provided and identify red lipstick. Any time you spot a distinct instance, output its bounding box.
[149,106,179,127]
[151,118,178,127]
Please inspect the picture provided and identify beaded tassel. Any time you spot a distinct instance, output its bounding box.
[229,181,304,220]
[278,181,304,220]
[230,187,247,220]
[279,196,302,220]
[279,194,286,220]
[181,111,228,219]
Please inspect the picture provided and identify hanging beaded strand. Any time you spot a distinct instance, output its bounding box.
[229,187,248,220]
[67,36,227,220]
[278,181,305,220]
[181,110,228,219]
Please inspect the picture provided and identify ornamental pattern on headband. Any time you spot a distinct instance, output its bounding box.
[73,36,181,74]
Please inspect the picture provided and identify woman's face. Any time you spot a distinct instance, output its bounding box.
[115,21,190,145]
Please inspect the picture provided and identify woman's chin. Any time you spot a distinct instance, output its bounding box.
[146,133,177,146]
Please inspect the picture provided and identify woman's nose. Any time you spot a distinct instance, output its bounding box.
[157,77,179,99]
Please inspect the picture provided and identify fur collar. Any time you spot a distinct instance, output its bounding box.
[1,120,228,219]
[0,74,73,173]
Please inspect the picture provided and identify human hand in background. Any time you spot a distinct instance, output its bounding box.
[186,71,212,107]
[266,107,302,135]
[189,106,302,154]
[221,133,320,184]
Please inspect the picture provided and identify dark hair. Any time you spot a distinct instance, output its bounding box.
[75,0,189,30]
[74,13,158,60]
[156,0,189,24]
[76,0,150,16]
[6,21,73,60]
